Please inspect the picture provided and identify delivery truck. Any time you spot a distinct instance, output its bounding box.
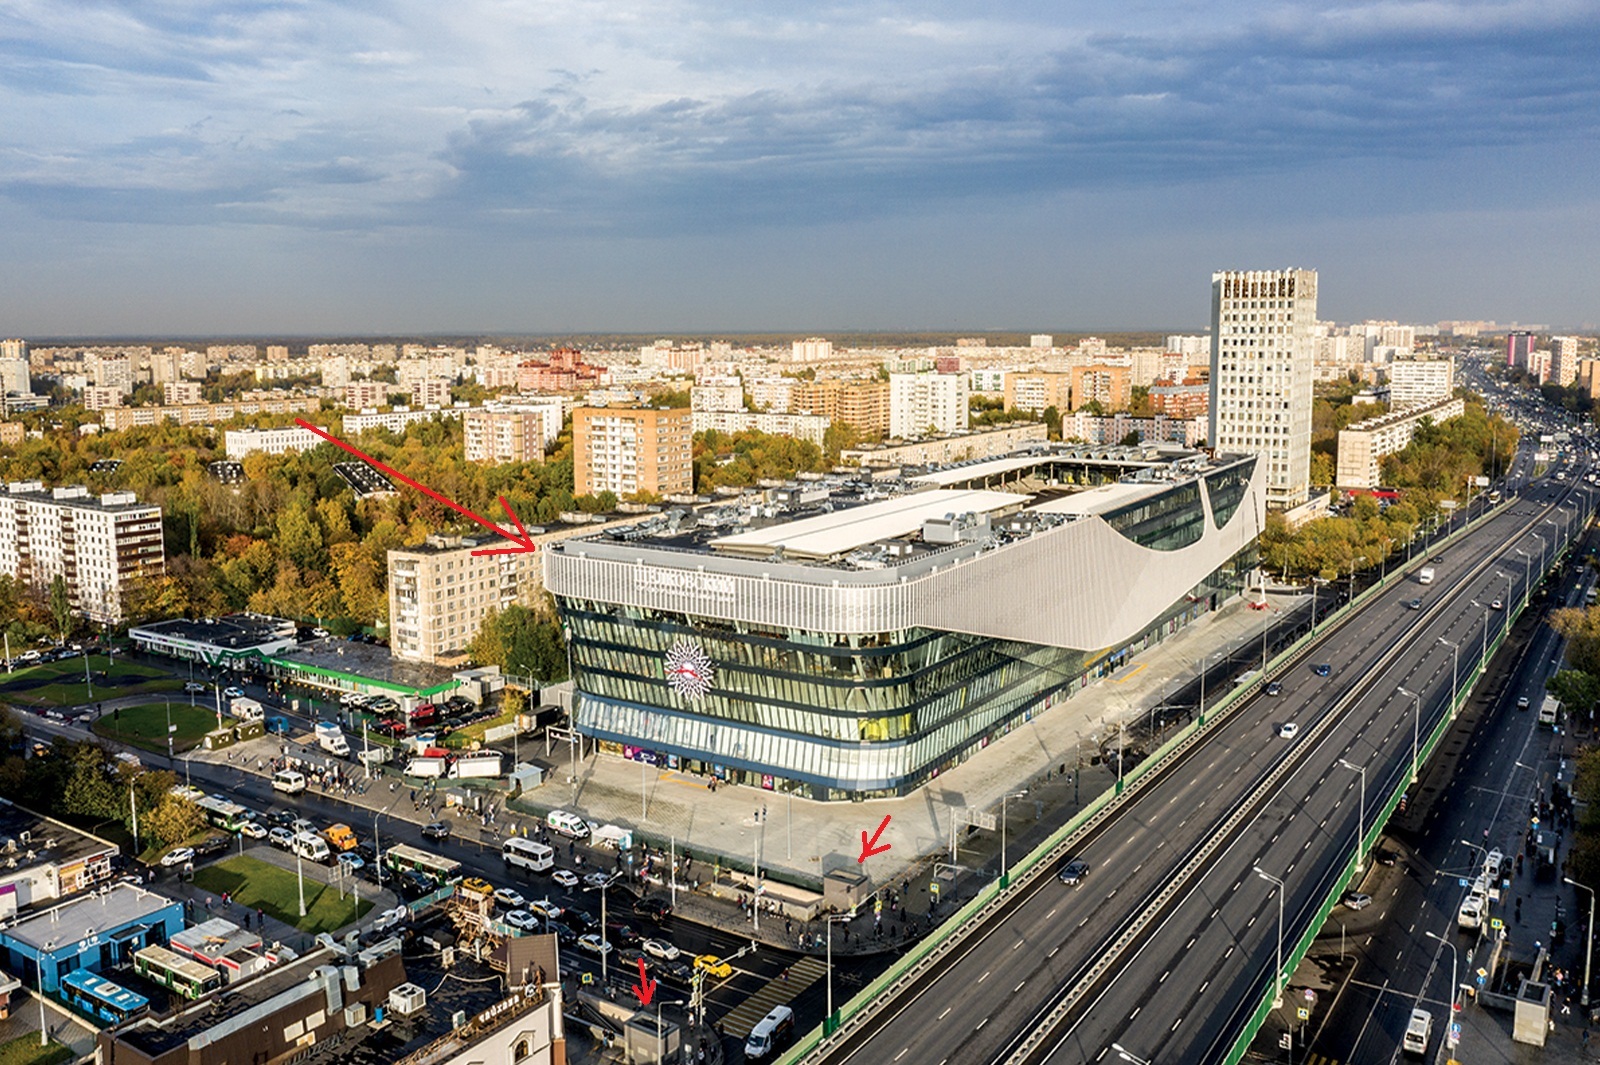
[405,755,449,778]
[447,752,504,779]
[229,696,265,722]
[1418,566,1436,584]
[314,721,351,758]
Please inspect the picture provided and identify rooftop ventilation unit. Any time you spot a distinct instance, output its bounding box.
[388,983,427,1016]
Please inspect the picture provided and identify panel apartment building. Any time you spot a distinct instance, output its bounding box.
[0,482,165,623]
[572,407,693,499]
[1208,268,1319,509]
[1335,395,1466,489]
[463,408,546,464]
[388,535,541,664]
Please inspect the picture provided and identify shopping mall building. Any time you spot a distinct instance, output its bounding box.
[544,446,1265,800]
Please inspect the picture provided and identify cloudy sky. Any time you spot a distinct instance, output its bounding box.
[2,0,1598,335]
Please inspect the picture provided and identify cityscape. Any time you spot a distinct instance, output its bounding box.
[2,5,1598,1065]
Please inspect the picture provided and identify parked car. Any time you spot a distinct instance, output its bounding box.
[504,910,542,931]
[268,810,297,827]
[160,847,195,867]
[270,827,297,849]
[694,954,732,979]
[239,822,268,839]
[582,871,614,889]
[557,909,598,934]
[183,681,207,693]
[604,921,639,947]
[421,821,451,841]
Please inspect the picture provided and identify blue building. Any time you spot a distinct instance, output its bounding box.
[0,883,183,995]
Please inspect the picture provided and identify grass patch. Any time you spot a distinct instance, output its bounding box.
[443,706,517,750]
[192,855,372,935]
[0,1033,74,1065]
[92,702,230,754]
[0,657,184,708]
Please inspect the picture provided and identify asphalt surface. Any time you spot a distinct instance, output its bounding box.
[806,452,1597,1065]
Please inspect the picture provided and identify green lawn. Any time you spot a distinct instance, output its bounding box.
[0,1033,74,1065]
[0,656,184,708]
[192,855,373,935]
[92,702,230,754]
[443,705,518,750]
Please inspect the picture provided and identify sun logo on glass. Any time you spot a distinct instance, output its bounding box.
[664,639,715,699]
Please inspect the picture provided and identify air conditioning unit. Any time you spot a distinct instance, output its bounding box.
[343,1003,367,1027]
[388,983,427,1017]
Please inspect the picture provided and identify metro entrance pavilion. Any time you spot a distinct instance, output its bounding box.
[545,446,1266,800]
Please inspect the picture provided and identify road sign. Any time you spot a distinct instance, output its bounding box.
[1457,878,1469,887]
[963,807,997,832]
[1296,1007,1309,1020]
[1490,918,1504,930]
[1279,1033,1292,1049]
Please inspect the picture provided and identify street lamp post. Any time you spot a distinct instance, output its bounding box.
[1470,600,1488,671]
[825,912,850,1034]
[1337,758,1366,873]
[297,848,307,917]
[1515,550,1530,610]
[1565,877,1595,1007]
[655,997,687,1059]
[1254,866,1286,1007]
[1424,930,1461,1021]
[1398,686,1422,783]
[1000,790,1027,889]
[1112,1044,1154,1065]
[1439,638,1459,718]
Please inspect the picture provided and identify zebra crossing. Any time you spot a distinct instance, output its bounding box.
[718,956,829,1037]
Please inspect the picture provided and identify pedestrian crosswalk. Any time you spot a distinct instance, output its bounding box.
[1298,1054,1341,1065]
[718,956,829,1037]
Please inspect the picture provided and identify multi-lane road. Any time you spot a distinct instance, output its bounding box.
[809,454,1596,1065]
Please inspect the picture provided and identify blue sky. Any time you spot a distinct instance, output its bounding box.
[2,0,1598,335]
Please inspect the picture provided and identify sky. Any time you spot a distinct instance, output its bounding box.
[2,0,1598,336]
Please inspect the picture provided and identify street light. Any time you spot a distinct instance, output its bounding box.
[655,997,687,1058]
[824,912,851,1034]
[584,870,624,987]
[1397,686,1422,783]
[1337,758,1367,873]
[297,847,307,917]
[1469,600,1488,671]
[1565,877,1595,1007]
[1424,930,1461,1020]
[1515,550,1530,610]
[1439,638,1459,718]
[1111,1044,1154,1065]
[1000,790,1028,888]
[1253,866,1286,1008]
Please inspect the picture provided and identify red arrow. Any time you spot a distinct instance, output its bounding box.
[633,956,657,1006]
[858,814,892,863]
[293,419,537,556]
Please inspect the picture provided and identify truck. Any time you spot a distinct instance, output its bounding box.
[314,721,351,758]
[357,746,390,767]
[405,755,449,778]
[1539,696,1560,727]
[322,823,358,852]
[1402,1008,1432,1055]
[1418,566,1436,584]
[229,696,265,722]
[447,752,504,779]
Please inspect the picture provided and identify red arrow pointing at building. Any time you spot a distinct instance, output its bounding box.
[293,419,537,556]
[858,814,892,862]
[633,957,657,1006]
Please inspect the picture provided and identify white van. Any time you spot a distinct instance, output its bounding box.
[271,770,307,795]
[292,831,331,863]
[502,837,555,873]
[744,1005,794,1061]
[546,810,590,839]
[1402,1008,1432,1055]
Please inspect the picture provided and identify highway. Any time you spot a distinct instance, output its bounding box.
[808,454,1596,1065]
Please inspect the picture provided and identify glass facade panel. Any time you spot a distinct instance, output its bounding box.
[1204,460,1254,528]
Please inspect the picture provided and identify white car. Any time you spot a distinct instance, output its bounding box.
[641,939,680,961]
[1276,722,1299,740]
[582,871,613,889]
[291,818,317,835]
[238,822,269,839]
[494,887,527,909]
[312,627,330,638]
[372,906,408,932]
[183,681,207,693]
[337,852,365,873]
[159,847,195,867]
[551,870,580,889]
[269,827,295,848]
[504,909,542,931]
[527,898,564,920]
[223,686,245,699]
[577,933,613,956]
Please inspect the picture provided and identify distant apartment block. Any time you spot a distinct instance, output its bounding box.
[162,381,202,406]
[100,395,321,430]
[1552,337,1582,387]
[0,422,23,447]
[86,354,134,394]
[1578,359,1600,400]
[1335,395,1466,489]
[970,369,1007,393]
[691,409,830,446]
[223,425,326,458]
[1068,364,1132,412]
[0,339,26,362]
[1386,359,1455,409]
[463,408,545,465]
[0,482,165,623]
[1209,268,1318,509]
[265,345,290,362]
[343,405,464,436]
[518,347,604,392]
[483,396,568,445]
[344,381,389,409]
[1149,380,1210,420]
[412,377,453,408]
[888,372,969,438]
[573,406,693,499]
[1003,372,1072,415]
[1506,330,1537,368]
[0,352,31,397]
[1060,411,1208,447]
[691,382,745,412]
[1030,334,1054,348]
[840,422,1048,468]
[792,337,833,363]
[82,386,124,410]
[790,379,890,435]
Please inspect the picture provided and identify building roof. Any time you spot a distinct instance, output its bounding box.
[273,638,459,697]
[0,799,119,876]
[710,488,1030,560]
[4,883,178,953]
[128,614,297,652]
[1030,479,1169,517]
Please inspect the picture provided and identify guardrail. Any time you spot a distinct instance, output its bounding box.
[1219,504,1582,1064]
[779,498,1507,1065]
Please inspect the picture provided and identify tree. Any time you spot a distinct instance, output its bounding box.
[1119,430,1141,446]
[1042,406,1063,440]
[49,574,71,641]
[144,793,205,848]
[1548,669,1600,725]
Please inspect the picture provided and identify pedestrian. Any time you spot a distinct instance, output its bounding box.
[258,907,265,929]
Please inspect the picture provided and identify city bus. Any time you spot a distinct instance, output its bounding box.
[133,944,223,1000]
[1489,489,1503,504]
[383,843,463,885]
[194,796,252,833]
[59,968,150,1026]
[502,837,555,873]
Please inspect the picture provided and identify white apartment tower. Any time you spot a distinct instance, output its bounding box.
[0,482,165,623]
[1553,337,1582,387]
[889,372,970,438]
[1208,268,1318,509]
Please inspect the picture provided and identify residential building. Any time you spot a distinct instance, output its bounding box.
[1552,336,1582,387]
[572,406,693,499]
[343,406,464,436]
[0,422,22,447]
[747,377,793,413]
[518,347,604,392]
[970,369,1007,394]
[483,395,568,445]
[792,337,833,363]
[345,381,389,409]
[1003,372,1073,415]
[1208,268,1319,509]
[413,377,454,408]
[1528,349,1552,384]
[1578,359,1600,400]
[1335,395,1466,489]
[1068,364,1133,412]
[1030,334,1054,348]
[0,799,119,913]
[888,372,969,438]
[840,422,1049,467]
[388,534,541,664]
[0,353,30,397]
[86,353,134,394]
[691,382,745,413]
[0,482,166,623]
[99,394,322,430]
[1386,358,1455,408]
[148,349,182,385]
[82,386,124,410]
[463,408,546,465]
[1507,330,1537,368]
[545,449,1263,799]
[1060,412,1208,447]
[223,425,326,458]
[1148,380,1210,420]
[162,381,203,406]
[0,339,25,363]
[265,344,290,362]
[691,409,830,446]
[321,353,352,388]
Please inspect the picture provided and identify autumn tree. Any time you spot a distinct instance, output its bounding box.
[144,793,205,848]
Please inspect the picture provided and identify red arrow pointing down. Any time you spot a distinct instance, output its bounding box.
[293,419,537,556]
[858,814,892,862]
[633,956,657,1006]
